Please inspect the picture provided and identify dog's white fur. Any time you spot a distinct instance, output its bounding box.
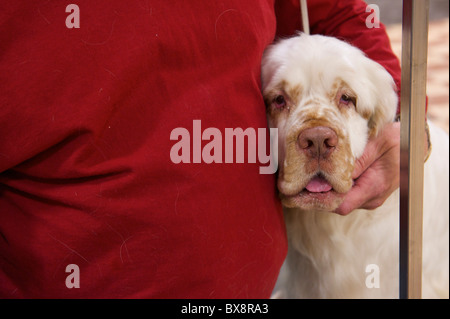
[262,34,449,299]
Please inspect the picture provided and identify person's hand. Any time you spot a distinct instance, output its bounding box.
[335,122,401,216]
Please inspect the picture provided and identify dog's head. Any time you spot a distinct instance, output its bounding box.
[261,34,397,211]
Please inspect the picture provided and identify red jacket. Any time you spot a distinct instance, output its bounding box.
[0,0,400,298]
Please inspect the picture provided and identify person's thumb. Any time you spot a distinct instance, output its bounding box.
[335,185,366,215]
[352,141,378,179]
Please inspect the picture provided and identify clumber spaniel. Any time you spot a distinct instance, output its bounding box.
[262,34,449,299]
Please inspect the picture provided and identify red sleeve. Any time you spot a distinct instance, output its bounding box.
[275,0,402,113]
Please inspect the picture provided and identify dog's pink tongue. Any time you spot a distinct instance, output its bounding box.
[305,176,332,193]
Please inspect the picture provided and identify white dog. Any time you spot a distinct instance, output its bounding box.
[262,34,449,299]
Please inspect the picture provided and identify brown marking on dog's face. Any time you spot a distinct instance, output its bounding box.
[368,105,389,138]
[286,83,303,106]
[264,81,303,129]
[266,80,357,211]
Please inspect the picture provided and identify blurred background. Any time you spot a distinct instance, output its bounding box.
[366,0,449,133]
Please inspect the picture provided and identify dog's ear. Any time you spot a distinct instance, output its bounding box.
[261,43,283,95]
[359,59,398,137]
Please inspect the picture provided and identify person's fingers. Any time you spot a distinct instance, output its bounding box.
[352,122,401,180]
[351,129,386,180]
[335,171,378,215]
[352,141,378,179]
[335,185,368,215]
[337,159,398,215]
[337,122,401,215]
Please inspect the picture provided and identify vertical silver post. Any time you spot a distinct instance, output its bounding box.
[399,0,429,299]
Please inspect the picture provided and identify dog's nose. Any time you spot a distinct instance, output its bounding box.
[297,126,338,159]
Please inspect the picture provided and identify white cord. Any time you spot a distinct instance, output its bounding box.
[300,0,310,35]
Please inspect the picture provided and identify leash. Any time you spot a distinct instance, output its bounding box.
[300,0,310,34]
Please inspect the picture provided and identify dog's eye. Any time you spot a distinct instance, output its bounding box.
[273,95,286,109]
[340,94,356,106]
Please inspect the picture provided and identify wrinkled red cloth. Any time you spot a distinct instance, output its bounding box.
[0,0,400,298]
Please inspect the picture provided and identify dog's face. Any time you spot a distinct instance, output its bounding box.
[261,34,397,211]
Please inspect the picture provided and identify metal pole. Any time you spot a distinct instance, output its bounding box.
[399,0,429,299]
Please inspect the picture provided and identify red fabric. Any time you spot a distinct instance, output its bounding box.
[0,0,401,298]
